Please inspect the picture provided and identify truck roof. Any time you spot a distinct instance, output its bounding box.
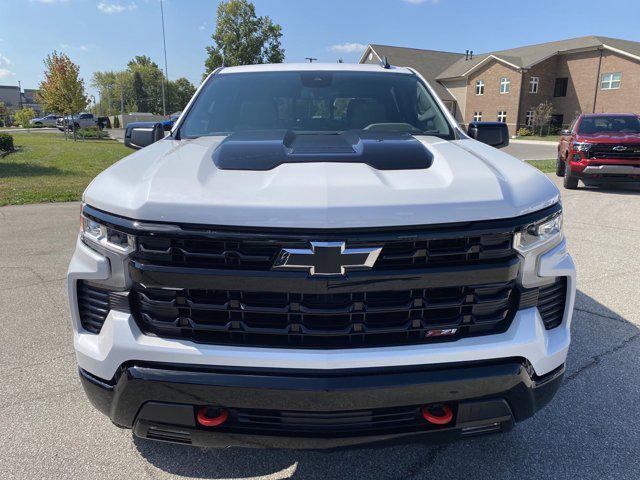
[217,63,413,75]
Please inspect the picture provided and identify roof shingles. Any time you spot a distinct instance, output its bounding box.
[362,36,640,91]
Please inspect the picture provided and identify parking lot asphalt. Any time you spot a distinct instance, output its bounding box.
[1,176,639,480]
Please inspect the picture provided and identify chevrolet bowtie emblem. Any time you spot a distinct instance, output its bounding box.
[273,242,382,276]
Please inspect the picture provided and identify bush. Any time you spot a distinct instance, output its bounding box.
[0,133,14,152]
[517,127,532,137]
[113,115,120,128]
[77,127,109,139]
[14,107,36,128]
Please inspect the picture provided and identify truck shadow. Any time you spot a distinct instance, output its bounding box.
[133,289,640,480]
[579,183,640,196]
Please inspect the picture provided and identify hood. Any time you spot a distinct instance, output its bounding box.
[576,132,640,143]
[83,135,560,229]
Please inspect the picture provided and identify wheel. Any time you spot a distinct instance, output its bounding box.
[74,122,80,130]
[556,154,565,177]
[563,161,579,189]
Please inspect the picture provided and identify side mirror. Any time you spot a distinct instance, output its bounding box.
[467,122,509,148]
[124,122,164,150]
[560,129,572,136]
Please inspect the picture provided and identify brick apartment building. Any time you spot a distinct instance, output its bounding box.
[360,36,640,135]
[0,85,43,124]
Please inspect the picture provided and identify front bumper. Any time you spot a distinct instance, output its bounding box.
[79,359,564,449]
[69,237,575,381]
[570,159,640,181]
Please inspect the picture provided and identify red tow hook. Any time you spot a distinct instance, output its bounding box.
[421,404,454,425]
[196,406,229,427]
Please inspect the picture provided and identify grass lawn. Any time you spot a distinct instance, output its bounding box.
[0,132,130,206]
[526,159,557,173]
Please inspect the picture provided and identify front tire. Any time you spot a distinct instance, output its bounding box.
[563,161,579,189]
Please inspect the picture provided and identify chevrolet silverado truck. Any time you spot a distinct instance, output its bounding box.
[557,113,640,189]
[68,63,575,448]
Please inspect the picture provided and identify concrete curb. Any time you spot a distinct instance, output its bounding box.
[511,139,558,146]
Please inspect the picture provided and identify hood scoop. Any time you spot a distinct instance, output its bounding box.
[212,129,433,171]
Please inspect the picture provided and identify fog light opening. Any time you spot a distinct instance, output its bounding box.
[196,406,229,427]
[421,403,453,425]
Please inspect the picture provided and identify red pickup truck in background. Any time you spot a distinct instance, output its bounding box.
[557,113,640,189]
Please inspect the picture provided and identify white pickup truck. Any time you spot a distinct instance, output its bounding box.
[68,62,575,449]
[57,113,99,131]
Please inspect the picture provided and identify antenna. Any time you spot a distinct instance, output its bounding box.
[380,56,391,69]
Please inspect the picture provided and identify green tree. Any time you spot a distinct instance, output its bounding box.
[38,51,89,140]
[127,55,164,114]
[0,101,7,127]
[14,107,37,128]
[532,101,555,136]
[132,71,147,112]
[203,0,284,79]
[168,77,196,112]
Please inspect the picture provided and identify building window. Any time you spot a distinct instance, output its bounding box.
[499,77,510,94]
[497,111,507,123]
[554,77,568,97]
[600,72,621,90]
[529,76,539,94]
[525,110,534,126]
[475,80,484,95]
[473,111,482,122]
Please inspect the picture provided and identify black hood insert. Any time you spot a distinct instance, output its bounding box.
[212,130,434,171]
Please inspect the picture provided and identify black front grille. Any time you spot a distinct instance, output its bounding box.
[77,281,111,333]
[131,281,517,348]
[223,405,432,437]
[588,143,640,159]
[134,232,514,271]
[77,281,129,334]
[537,278,567,329]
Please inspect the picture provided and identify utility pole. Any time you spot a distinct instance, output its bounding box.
[120,74,125,128]
[160,0,169,116]
[305,57,317,63]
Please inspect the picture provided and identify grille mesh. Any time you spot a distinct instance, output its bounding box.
[537,278,567,329]
[77,281,111,333]
[131,281,517,348]
[588,143,640,159]
[134,232,514,271]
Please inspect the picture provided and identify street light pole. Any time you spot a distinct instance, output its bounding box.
[160,0,169,116]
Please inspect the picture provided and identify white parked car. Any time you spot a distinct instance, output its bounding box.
[68,63,575,449]
[29,114,61,127]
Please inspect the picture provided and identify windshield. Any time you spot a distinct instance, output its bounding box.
[179,71,454,139]
[578,115,640,134]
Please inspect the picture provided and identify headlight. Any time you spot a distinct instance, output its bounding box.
[514,211,563,254]
[571,142,591,152]
[80,212,135,254]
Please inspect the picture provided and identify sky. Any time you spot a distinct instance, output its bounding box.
[1,0,640,97]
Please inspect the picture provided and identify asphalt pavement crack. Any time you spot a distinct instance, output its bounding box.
[574,307,628,324]
[565,332,640,383]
